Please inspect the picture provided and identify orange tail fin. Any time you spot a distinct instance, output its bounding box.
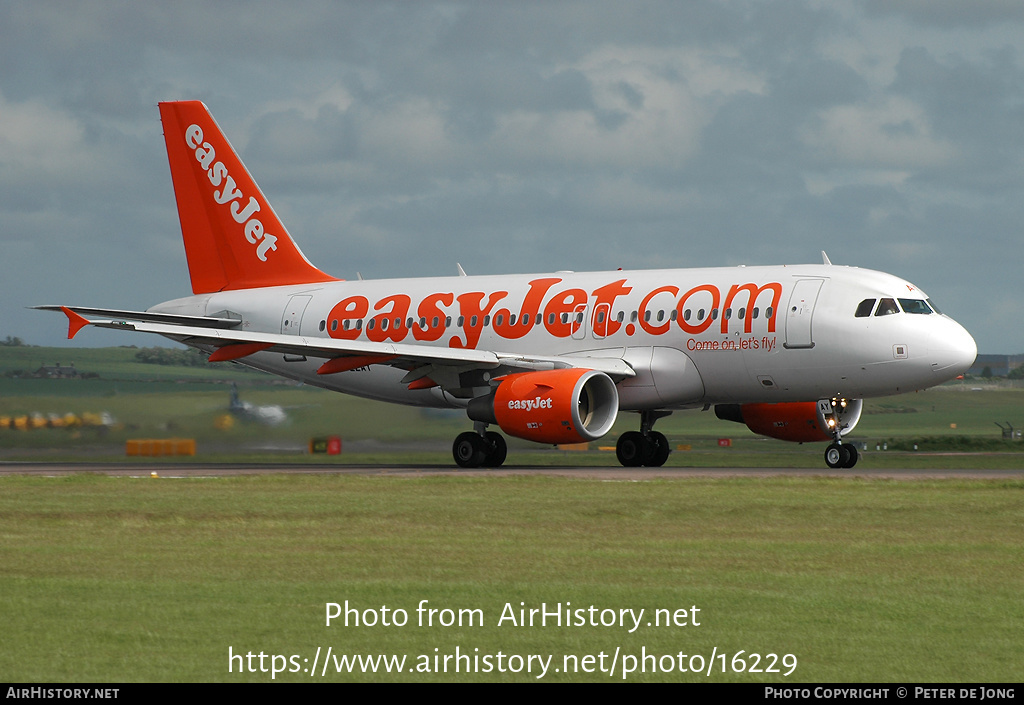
[159,101,337,294]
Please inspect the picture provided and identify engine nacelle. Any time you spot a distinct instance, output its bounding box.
[715,398,863,442]
[467,369,619,444]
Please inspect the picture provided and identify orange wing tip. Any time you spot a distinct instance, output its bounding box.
[208,342,274,362]
[317,354,397,375]
[407,377,438,391]
[61,307,90,340]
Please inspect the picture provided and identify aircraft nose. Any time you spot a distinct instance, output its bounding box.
[930,318,977,378]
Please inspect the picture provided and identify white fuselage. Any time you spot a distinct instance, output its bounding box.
[150,263,977,410]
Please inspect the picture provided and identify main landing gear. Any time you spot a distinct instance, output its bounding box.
[615,410,672,467]
[453,423,507,468]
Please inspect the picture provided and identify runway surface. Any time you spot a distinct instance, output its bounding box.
[1,462,1021,479]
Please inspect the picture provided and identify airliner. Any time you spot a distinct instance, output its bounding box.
[38,101,978,469]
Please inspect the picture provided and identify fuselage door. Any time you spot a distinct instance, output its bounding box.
[281,295,312,335]
[784,279,824,349]
[571,303,588,340]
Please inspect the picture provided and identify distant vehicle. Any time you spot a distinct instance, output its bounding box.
[39,101,977,469]
[228,383,286,426]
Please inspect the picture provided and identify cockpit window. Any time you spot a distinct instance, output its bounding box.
[926,298,942,315]
[875,298,899,316]
[898,298,932,315]
[855,299,876,318]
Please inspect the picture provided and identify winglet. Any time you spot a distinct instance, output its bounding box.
[61,306,90,340]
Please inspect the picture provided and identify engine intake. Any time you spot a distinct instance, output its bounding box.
[468,369,619,444]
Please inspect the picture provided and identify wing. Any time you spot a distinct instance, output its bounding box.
[35,306,636,390]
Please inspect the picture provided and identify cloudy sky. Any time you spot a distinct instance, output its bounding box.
[2,1,1022,352]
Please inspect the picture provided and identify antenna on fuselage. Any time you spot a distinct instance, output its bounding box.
[821,251,832,266]
[457,263,467,277]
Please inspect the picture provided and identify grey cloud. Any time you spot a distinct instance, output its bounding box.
[890,47,1024,175]
[863,0,1024,28]
[2,1,1023,354]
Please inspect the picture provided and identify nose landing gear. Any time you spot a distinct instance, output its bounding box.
[824,441,858,469]
[821,397,859,468]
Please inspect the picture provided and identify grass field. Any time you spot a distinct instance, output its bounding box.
[1,346,1022,682]
[0,474,1021,682]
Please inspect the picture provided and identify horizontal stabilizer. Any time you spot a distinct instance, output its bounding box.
[32,305,242,330]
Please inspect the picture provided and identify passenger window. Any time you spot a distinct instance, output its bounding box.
[855,299,876,317]
[898,299,932,314]
[875,298,899,316]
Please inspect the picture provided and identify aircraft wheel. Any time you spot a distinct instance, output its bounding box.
[841,443,859,468]
[483,431,507,467]
[824,442,850,469]
[453,432,487,468]
[616,431,646,467]
[646,431,671,467]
